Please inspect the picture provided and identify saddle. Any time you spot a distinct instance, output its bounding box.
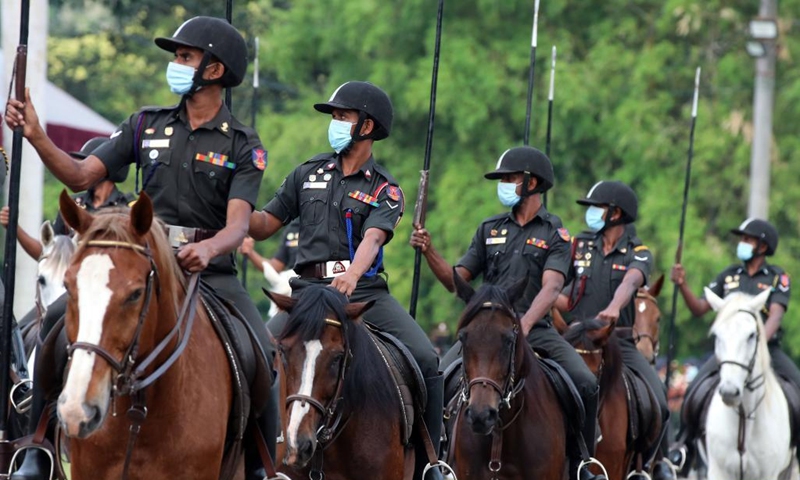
[622,366,659,447]
[367,326,427,444]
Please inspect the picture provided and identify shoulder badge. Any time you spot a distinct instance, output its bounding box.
[252,149,267,171]
[387,185,401,201]
[780,273,791,290]
[634,245,649,252]
[557,227,570,242]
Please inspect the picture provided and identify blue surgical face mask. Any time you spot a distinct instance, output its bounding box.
[328,119,354,153]
[737,242,754,262]
[497,182,522,208]
[166,62,196,95]
[585,206,606,232]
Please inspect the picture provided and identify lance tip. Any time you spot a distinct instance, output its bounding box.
[691,67,701,117]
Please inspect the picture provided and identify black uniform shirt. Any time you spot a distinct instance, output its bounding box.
[457,206,572,315]
[264,153,404,271]
[705,262,791,325]
[565,225,653,328]
[274,218,301,270]
[53,185,134,236]
[93,104,265,273]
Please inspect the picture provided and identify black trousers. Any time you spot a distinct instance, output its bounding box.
[619,338,669,421]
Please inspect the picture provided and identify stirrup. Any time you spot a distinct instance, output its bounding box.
[668,446,687,471]
[265,474,291,480]
[423,460,457,480]
[626,471,651,480]
[8,445,55,480]
[578,457,609,480]
[10,379,33,414]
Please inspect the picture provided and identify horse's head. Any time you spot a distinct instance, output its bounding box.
[633,274,663,363]
[564,319,615,377]
[36,220,76,310]
[269,286,377,469]
[454,273,527,436]
[56,191,176,438]
[707,287,772,407]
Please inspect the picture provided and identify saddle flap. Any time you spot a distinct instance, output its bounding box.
[537,354,586,428]
[623,366,658,445]
[681,367,719,439]
[368,327,426,444]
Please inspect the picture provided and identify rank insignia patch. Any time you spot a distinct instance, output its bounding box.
[558,228,571,242]
[387,186,401,201]
[252,149,267,171]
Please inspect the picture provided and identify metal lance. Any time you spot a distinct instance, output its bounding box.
[523,0,540,146]
[224,0,234,108]
[409,0,445,318]
[241,36,259,289]
[543,45,556,208]
[0,0,31,464]
[665,67,701,390]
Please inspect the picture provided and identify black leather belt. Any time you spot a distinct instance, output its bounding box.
[296,261,350,279]
[164,224,220,248]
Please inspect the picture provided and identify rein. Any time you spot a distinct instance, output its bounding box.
[65,239,202,480]
[459,301,526,478]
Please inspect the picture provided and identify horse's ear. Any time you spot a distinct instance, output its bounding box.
[129,191,153,237]
[262,288,296,313]
[59,189,93,234]
[40,220,55,248]
[704,287,725,312]
[649,274,665,298]
[345,300,375,320]
[749,287,772,313]
[507,276,528,303]
[453,268,475,304]
[587,320,615,347]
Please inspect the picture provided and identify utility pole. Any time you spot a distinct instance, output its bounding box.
[747,0,777,220]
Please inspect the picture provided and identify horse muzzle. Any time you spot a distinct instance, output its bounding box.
[284,434,317,469]
[464,404,499,435]
[57,395,106,438]
[718,383,742,407]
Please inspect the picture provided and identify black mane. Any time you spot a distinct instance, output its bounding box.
[457,284,518,332]
[279,285,396,414]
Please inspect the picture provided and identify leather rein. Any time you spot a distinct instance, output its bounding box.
[459,301,526,478]
[65,239,202,480]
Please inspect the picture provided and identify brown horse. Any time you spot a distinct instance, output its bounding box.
[632,274,664,364]
[268,285,414,480]
[565,320,662,480]
[55,191,238,480]
[450,274,567,480]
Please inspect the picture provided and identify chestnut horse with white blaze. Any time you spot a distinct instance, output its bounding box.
[56,191,238,480]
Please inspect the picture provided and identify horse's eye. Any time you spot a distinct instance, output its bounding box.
[458,331,467,343]
[748,332,756,341]
[37,276,46,286]
[126,289,143,304]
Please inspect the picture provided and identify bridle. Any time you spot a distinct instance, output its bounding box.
[64,239,202,480]
[632,290,660,359]
[459,301,526,478]
[715,308,766,480]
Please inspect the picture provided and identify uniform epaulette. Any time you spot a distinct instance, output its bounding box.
[302,153,335,165]
[372,162,398,185]
[481,212,511,225]
[634,245,649,252]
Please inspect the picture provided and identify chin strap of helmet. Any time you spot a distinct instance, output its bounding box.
[182,51,223,100]
[339,111,378,156]
[520,171,548,198]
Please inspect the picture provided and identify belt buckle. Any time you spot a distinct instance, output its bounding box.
[168,227,194,248]
[324,260,350,278]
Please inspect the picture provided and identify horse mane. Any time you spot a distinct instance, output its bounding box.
[457,284,532,378]
[74,209,186,313]
[711,292,774,384]
[40,234,76,278]
[564,319,622,399]
[279,285,396,415]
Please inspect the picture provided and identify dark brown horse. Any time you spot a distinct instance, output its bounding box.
[565,320,662,480]
[269,286,414,480]
[55,191,238,479]
[450,274,567,480]
[632,275,664,364]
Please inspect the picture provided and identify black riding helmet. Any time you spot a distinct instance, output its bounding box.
[314,81,393,141]
[484,146,554,195]
[70,137,129,184]
[155,16,248,89]
[731,218,779,256]
[577,180,638,224]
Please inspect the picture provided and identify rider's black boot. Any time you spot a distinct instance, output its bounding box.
[11,382,54,480]
[573,388,606,480]
[245,376,280,480]
[415,374,444,480]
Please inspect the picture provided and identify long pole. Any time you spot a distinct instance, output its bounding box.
[242,37,259,289]
[409,0,444,318]
[1,0,31,443]
[543,45,555,208]
[224,0,233,109]
[523,0,540,146]
[665,67,701,391]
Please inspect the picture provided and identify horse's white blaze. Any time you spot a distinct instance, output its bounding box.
[59,254,114,424]
[286,340,323,450]
[638,301,646,313]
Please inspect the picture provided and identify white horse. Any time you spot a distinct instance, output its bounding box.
[704,287,797,480]
[260,260,295,318]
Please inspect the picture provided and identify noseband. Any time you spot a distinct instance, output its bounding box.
[461,302,526,410]
[285,318,350,445]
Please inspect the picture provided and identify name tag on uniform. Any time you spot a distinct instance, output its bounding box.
[486,237,507,245]
[303,182,328,189]
[142,139,170,149]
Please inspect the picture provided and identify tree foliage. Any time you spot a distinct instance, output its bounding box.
[38,0,800,360]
